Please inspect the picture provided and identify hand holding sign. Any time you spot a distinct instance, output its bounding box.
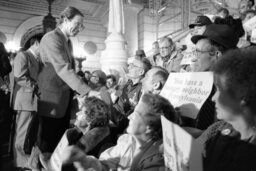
[161,116,203,171]
[243,15,256,33]
[42,128,83,171]
[178,103,199,119]
[237,38,251,48]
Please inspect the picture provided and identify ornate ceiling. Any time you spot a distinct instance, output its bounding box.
[0,0,242,20]
[0,0,108,20]
[0,0,182,20]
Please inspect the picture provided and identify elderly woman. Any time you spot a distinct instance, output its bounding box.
[60,93,179,171]
[198,47,256,171]
[74,97,114,157]
[39,97,114,170]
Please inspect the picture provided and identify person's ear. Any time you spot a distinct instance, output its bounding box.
[152,82,162,94]
[240,98,247,107]
[240,97,251,115]
[139,69,145,76]
[145,125,152,134]
[153,82,161,90]
[210,50,221,63]
[215,51,222,60]
[240,98,256,124]
[170,45,175,52]
[64,17,69,24]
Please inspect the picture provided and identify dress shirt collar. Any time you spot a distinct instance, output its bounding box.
[28,48,36,58]
[59,27,69,42]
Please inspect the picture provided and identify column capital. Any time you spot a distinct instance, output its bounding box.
[124,3,143,13]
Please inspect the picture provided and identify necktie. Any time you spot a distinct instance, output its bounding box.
[67,39,75,69]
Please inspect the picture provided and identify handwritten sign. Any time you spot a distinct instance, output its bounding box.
[44,128,83,171]
[161,116,202,171]
[49,131,70,171]
[251,29,256,44]
[160,72,213,119]
[243,15,256,32]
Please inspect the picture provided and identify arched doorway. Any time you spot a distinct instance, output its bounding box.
[13,16,44,49]
[21,25,43,50]
[0,31,7,44]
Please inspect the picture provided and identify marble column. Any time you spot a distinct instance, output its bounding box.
[100,0,127,80]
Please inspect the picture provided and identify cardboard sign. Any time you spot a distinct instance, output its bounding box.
[251,29,256,44]
[160,72,213,119]
[44,128,82,171]
[50,131,70,171]
[243,15,256,32]
[161,116,203,171]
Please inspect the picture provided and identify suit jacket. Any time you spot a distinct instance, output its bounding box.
[153,51,183,73]
[133,140,165,171]
[37,28,91,118]
[13,50,40,111]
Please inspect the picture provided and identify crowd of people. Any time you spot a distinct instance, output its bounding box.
[1,0,256,170]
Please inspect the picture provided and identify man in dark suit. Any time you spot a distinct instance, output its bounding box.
[12,37,41,168]
[37,6,91,153]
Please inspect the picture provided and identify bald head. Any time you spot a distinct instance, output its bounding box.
[141,67,169,94]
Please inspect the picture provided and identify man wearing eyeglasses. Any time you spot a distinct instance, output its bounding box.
[111,58,151,138]
[191,24,239,72]
[115,58,151,115]
[37,6,91,153]
[153,37,183,73]
[182,24,240,131]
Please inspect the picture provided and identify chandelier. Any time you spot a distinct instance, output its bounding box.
[42,0,57,33]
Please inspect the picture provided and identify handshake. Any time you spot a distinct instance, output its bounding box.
[60,145,102,171]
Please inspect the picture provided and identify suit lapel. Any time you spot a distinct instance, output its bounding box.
[67,39,75,69]
[55,28,74,67]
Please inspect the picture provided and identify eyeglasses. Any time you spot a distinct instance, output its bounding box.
[194,49,214,55]
[159,46,170,50]
[73,22,85,31]
[90,75,99,78]
[128,63,144,69]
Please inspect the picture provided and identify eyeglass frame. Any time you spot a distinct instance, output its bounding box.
[67,18,85,32]
[128,63,144,70]
[90,75,99,78]
[159,46,171,50]
[73,21,85,31]
[193,49,216,56]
